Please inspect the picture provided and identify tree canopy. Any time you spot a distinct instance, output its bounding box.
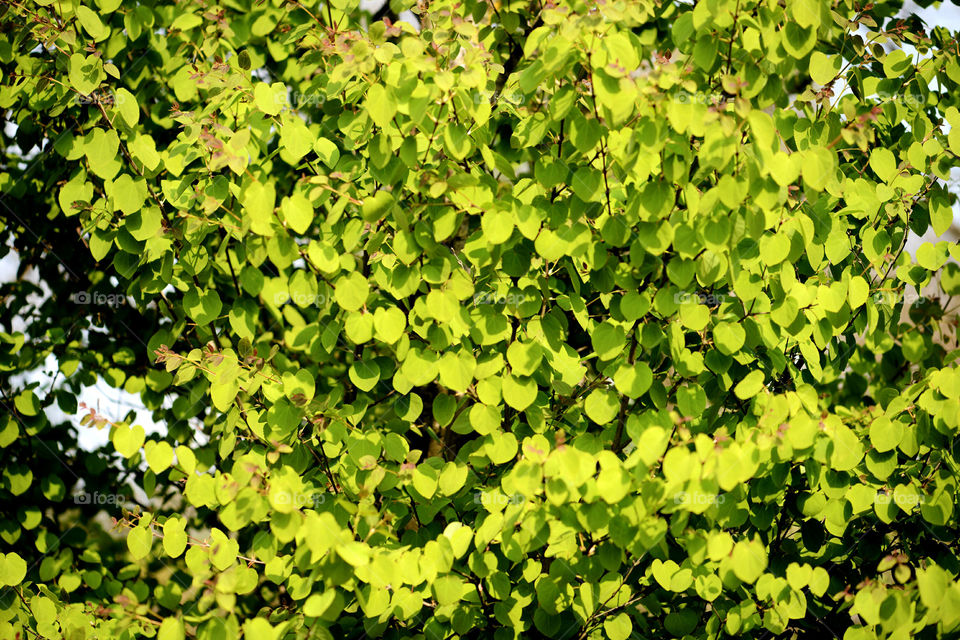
[1,0,960,638]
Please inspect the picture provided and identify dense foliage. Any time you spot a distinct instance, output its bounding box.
[2,0,960,638]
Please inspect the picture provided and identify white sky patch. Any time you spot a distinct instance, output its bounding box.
[0,242,166,452]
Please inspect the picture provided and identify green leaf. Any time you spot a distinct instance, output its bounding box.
[808,567,830,596]
[112,424,145,458]
[145,440,174,474]
[809,51,841,85]
[786,563,812,590]
[69,53,104,95]
[412,464,438,499]
[485,432,518,465]
[693,35,718,70]
[0,552,27,586]
[590,322,626,361]
[130,133,161,170]
[502,374,537,411]
[158,618,185,640]
[112,174,147,215]
[335,272,370,312]
[603,33,639,75]
[829,423,864,471]
[14,390,39,416]
[438,351,475,393]
[127,526,152,560]
[439,463,468,496]
[731,539,767,583]
[916,242,947,270]
[481,207,514,244]
[759,233,790,266]
[362,190,394,223]
[32,597,56,629]
[870,147,897,182]
[678,302,710,331]
[373,306,406,344]
[76,5,110,41]
[0,417,18,448]
[443,123,473,160]
[596,456,631,503]
[506,341,543,376]
[584,388,619,424]
[349,359,380,392]
[163,517,188,558]
[676,385,706,416]
[800,146,836,191]
[769,152,800,186]
[868,416,904,453]
[85,128,121,180]
[469,404,500,435]
[254,82,284,116]
[928,191,953,236]
[281,193,314,234]
[612,361,652,398]
[603,613,633,640]
[284,369,316,403]
[571,166,602,201]
[280,114,316,164]
[314,137,341,169]
[243,181,277,236]
[734,370,765,400]
[114,88,139,127]
[790,0,820,28]
[817,283,846,313]
[209,529,239,571]
[883,49,912,78]
[183,287,222,325]
[713,322,745,355]
[366,85,397,128]
[303,591,337,618]
[848,276,869,309]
